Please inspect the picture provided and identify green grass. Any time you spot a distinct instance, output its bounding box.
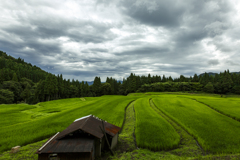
[114,101,136,154]
[134,97,180,150]
[0,139,47,160]
[0,104,37,126]
[152,96,240,153]
[0,95,141,153]
[2,92,240,159]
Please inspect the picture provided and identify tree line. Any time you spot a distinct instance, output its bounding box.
[0,50,239,104]
[119,71,240,95]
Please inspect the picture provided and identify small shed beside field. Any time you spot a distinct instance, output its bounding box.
[36,115,121,160]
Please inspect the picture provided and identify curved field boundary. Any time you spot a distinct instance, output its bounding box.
[117,101,137,152]
[120,100,136,133]
[152,97,240,154]
[134,98,180,151]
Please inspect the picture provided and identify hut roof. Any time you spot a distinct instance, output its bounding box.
[37,133,94,154]
[57,115,121,140]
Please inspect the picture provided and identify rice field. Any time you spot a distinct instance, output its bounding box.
[134,97,180,150]
[192,97,240,121]
[152,96,240,153]
[1,93,240,157]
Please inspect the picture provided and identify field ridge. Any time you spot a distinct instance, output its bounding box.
[120,100,136,134]
[132,103,138,149]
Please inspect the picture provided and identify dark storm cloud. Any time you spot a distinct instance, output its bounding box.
[88,48,109,53]
[226,60,239,66]
[114,46,169,56]
[120,0,184,27]
[4,18,116,44]
[208,59,219,66]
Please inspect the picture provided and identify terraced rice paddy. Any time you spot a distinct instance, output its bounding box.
[1,93,240,159]
[152,95,240,153]
[134,98,180,150]
[193,97,240,121]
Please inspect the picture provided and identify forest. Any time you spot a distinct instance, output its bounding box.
[0,50,240,104]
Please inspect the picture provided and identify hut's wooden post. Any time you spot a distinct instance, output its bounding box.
[99,121,114,156]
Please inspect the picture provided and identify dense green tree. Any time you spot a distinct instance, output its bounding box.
[21,84,31,103]
[204,82,214,93]
[179,75,185,82]
[220,70,233,94]
[147,73,151,84]
[2,81,22,102]
[168,76,173,82]
[93,77,101,96]
[162,75,166,82]
[192,74,199,82]
[100,83,112,95]
[232,85,240,94]
[0,89,14,104]
[12,73,18,82]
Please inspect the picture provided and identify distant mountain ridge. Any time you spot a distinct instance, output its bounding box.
[198,71,240,77]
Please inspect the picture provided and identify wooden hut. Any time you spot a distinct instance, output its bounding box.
[37,115,121,160]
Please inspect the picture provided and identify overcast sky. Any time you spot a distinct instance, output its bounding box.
[1,0,240,81]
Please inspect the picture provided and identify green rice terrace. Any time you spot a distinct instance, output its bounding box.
[1,93,240,159]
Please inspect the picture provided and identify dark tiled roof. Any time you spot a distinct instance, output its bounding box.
[38,134,94,153]
[57,115,121,139]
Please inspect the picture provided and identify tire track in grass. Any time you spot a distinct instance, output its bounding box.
[134,98,180,151]
[149,99,204,157]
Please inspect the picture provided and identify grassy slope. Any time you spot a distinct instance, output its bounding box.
[0,104,37,126]
[134,97,180,150]
[0,96,140,153]
[152,95,240,153]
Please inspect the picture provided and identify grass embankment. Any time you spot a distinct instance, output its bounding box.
[152,95,240,153]
[0,96,140,153]
[117,101,136,152]
[134,98,180,151]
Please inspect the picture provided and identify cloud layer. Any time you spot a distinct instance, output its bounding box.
[0,0,240,81]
